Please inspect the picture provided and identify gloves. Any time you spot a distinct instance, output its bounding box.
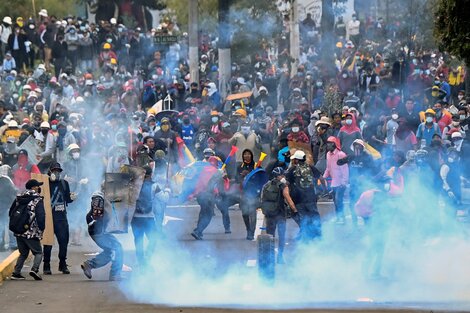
[79,178,89,185]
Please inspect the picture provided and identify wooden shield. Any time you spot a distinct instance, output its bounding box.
[30,173,54,246]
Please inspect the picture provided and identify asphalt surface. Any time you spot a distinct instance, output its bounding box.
[0,201,469,313]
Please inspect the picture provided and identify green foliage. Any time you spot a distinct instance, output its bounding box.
[434,0,470,64]
[0,0,79,19]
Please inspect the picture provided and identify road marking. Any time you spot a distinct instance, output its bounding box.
[246,259,257,267]
[163,215,183,226]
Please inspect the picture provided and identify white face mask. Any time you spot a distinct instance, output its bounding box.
[211,117,218,123]
[426,116,433,123]
[460,115,466,120]
[345,119,353,125]
[448,157,454,163]
[280,177,287,184]
[392,114,399,120]
[50,173,58,181]
[292,127,300,133]
[383,183,391,192]
[452,121,460,127]
[342,74,348,79]
[72,152,80,160]
[241,126,250,134]
[347,92,353,96]
[458,95,464,100]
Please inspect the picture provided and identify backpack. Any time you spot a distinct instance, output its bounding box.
[9,197,32,234]
[135,181,153,214]
[293,162,314,189]
[260,180,282,217]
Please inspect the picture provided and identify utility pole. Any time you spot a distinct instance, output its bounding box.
[218,0,232,100]
[188,0,199,85]
[289,0,300,77]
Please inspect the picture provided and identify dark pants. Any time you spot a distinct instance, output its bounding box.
[265,214,286,254]
[88,233,123,278]
[54,57,66,78]
[297,202,322,241]
[215,194,233,231]
[194,194,215,236]
[333,186,346,218]
[240,197,257,238]
[131,216,157,266]
[11,50,25,70]
[43,219,69,265]
[14,237,43,274]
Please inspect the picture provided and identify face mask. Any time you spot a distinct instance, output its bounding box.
[434,80,440,85]
[412,59,417,65]
[106,38,112,43]
[347,92,353,96]
[448,157,454,163]
[460,115,466,120]
[72,152,80,160]
[161,124,170,132]
[392,114,398,120]
[280,177,287,184]
[67,125,74,132]
[345,119,353,125]
[452,121,460,127]
[211,117,219,123]
[426,117,433,123]
[241,126,250,134]
[316,82,323,87]
[292,127,299,133]
[52,125,57,131]
[458,95,464,100]
[383,183,391,192]
[118,28,123,32]
[13,93,19,99]
[183,118,190,124]
[50,173,59,181]
[342,74,348,79]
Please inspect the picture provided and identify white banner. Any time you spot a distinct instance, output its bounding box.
[298,0,323,27]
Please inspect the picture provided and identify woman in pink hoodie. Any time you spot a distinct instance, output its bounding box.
[323,136,349,224]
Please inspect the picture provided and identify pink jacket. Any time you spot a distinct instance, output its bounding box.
[323,137,349,187]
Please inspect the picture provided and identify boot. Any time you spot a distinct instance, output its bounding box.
[59,262,70,274]
[43,262,52,275]
[242,215,253,240]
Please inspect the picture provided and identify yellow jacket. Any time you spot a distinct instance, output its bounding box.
[449,66,464,85]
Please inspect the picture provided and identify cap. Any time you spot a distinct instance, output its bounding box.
[103,43,111,50]
[67,143,80,152]
[18,149,28,156]
[23,84,32,91]
[2,16,12,25]
[234,109,247,118]
[8,120,18,128]
[425,108,436,115]
[161,117,170,124]
[40,121,50,128]
[291,150,306,160]
[49,162,63,172]
[25,179,43,190]
[272,167,285,177]
[38,9,48,17]
[451,132,463,139]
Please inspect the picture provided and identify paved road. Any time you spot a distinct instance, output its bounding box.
[0,202,469,313]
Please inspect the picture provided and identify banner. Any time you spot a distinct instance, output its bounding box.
[19,136,42,165]
[298,0,322,26]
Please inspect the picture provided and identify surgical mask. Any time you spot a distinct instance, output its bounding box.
[118,27,123,32]
[434,80,440,85]
[452,121,460,127]
[458,95,464,100]
[345,119,353,125]
[292,127,299,133]
[426,117,433,123]
[448,157,454,163]
[347,91,353,96]
[106,38,112,43]
[29,24,35,30]
[342,74,348,79]
[161,124,169,132]
[383,183,391,192]
[241,126,250,134]
[50,173,59,181]
[412,59,417,65]
[72,152,80,160]
[211,117,219,123]
[316,81,323,87]
[392,114,398,120]
[280,177,287,184]
[51,125,57,131]
[460,115,466,120]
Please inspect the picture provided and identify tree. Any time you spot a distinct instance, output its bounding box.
[434,0,470,96]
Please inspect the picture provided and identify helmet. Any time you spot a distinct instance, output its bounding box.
[272,167,285,177]
[40,121,50,128]
[67,143,80,153]
[203,148,215,156]
[103,43,111,50]
[8,120,18,128]
[234,109,247,118]
[425,108,436,115]
[110,58,117,65]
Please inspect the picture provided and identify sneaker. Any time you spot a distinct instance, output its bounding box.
[81,262,92,279]
[43,263,52,275]
[58,264,70,274]
[224,229,232,234]
[11,273,25,280]
[29,270,42,281]
[190,231,203,240]
[246,234,254,241]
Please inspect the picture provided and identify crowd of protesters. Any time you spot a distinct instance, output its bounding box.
[0,6,468,280]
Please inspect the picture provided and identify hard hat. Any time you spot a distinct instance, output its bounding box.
[203,148,215,156]
[291,150,306,160]
[110,58,117,65]
[40,121,50,128]
[8,120,18,128]
[67,143,80,152]
[234,109,247,118]
[425,108,436,115]
[103,43,111,50]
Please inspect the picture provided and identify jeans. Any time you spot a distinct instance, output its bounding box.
[194,194,215,236]
[0,219,17,249]
[43,219,69,265]
[80,59,93,72]
[333,186,346,218]
[14,237,43,274]
[265,214,287,254]
[131,217,157,266]
[297,202,322,240]
[88,234,123,278]
[215,194,233,231]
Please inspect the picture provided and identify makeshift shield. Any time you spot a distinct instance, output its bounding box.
[19,136,42,165]
[30,173,54,246]
[243,168,268,198]
[104,165,145,233]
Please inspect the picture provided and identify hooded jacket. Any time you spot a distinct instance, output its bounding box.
[324,136,349,187]
[338,114,363,156]
[11,189,45,239]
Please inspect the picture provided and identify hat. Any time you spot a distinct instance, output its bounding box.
[161,117,170,124]
[49,162,63,172]
[28,91,38,99]
[38,9,48,17]
[2,16,12,25]
[272,167,285,177]
[315,116,331,127]
[8,120,18,128]
[103,43,111,50]
[25,179,43,190]
[23,84,32,91]
[37,64,46,71]
[236,77,246,85]
[293,88,301,93]
[259,86,268,93]
[92,191,104,199]
[291,150,306,160]
[352,139,365,147]
[451,132,463,139]
[35,87,42,94]
[5,51,11,57]
[425,108,436,115]
[7,136,16,143]
[67,143,80,152]
[40,121,50,129]
[18,149,28,156]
